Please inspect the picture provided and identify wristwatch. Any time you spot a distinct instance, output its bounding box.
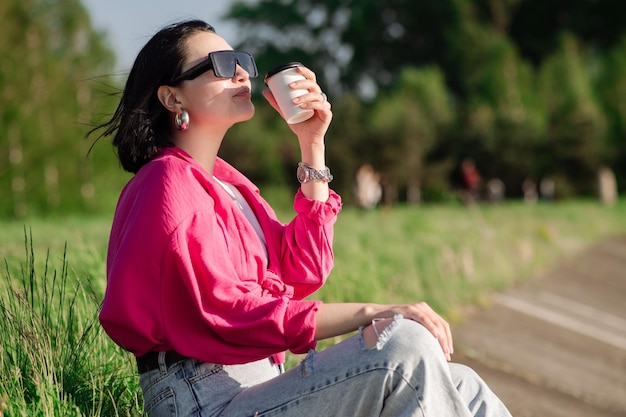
[297,162,333,184]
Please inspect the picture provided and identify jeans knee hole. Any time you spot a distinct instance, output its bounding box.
[359,314,404,350]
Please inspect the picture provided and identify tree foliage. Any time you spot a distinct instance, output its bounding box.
[0,0,122,217]
[596,37,626,186]
[370,67,454,204]
[537,34,609,196]
[229,0,465,99]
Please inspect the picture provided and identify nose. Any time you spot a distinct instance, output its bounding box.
[234,64,250,81]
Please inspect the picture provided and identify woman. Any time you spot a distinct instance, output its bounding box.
[94,20,512,417]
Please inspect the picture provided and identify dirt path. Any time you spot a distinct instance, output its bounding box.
[453,235,626,417]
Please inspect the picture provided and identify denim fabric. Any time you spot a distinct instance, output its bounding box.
[139,318,512,417]
[139,356,281,416]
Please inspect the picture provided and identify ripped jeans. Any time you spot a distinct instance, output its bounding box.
[140,317,512,417]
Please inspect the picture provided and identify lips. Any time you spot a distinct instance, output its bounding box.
[234,87,251,98]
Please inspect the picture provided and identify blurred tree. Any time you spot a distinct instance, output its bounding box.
[369,67,454,204]
[228,0,626,97]
[227,0,465,99]
[537,34,608,197]
[0,0,119,217]
[446,21,547,195]
[509,0,626,66]
[596,36,626,192]
[472,0,524,34]
[325,93,376,204]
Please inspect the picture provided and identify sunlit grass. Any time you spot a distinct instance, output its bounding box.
[326,200,626,317]
[0,230,140,416]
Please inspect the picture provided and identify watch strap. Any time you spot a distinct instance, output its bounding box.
[297,162,333,183]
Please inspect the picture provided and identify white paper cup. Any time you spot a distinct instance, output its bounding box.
[264,62,314,124]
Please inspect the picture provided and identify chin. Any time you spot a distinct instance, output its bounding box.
[240,103,255,121]
[225,101,255,126]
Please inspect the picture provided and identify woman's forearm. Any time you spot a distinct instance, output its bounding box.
[299,143,330,202]
[314,303,388,341]
[314,301,455,361]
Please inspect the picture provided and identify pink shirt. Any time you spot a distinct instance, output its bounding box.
[99,147,342,365]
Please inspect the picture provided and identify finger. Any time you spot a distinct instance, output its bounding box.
[415,313,442,340]
[294,91,329,108]
[437,319,453,361]
[288,80,322,96]
[443,319,454,355]
[301,91,327,102]
[428,313,452,358]
[295,65,317,83]
[291,67,324,95]
[427,319,452,361]
[299,100,332,125]
[411,304,453,360]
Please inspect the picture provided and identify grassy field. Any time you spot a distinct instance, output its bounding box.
[1,198,625,415]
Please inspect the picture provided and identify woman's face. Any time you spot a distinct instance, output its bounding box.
[174,31,255,129]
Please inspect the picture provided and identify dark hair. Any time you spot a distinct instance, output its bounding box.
[90,20,215,173]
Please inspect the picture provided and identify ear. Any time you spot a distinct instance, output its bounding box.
[157,85,182,112]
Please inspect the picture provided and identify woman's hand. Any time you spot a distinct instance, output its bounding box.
[262,65,332,148]
[390,302,454,361]
[263,65,331,202]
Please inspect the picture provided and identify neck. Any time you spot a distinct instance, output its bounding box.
[173,127,226,175]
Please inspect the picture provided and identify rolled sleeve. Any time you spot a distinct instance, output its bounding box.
[293,189,343,224]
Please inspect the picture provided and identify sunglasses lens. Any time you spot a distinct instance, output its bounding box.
[211,51,258,78]
[236,52,258,78]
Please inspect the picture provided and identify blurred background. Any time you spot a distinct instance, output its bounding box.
[1,0,625,217]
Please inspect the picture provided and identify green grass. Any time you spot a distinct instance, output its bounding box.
[1,198,625,415]
[0,230,140,416]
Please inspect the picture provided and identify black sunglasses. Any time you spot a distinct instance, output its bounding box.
[171,50,258,84]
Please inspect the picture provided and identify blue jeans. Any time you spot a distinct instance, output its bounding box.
[140,318,512,416]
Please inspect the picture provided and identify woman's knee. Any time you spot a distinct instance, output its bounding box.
[362,316,443,359]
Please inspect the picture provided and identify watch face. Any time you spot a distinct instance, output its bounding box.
[297,165,308,183]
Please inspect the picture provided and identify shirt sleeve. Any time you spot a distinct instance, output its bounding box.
[160,211,321,363]
[263,189,343,300]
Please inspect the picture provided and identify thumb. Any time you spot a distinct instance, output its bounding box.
[262,90,283,116]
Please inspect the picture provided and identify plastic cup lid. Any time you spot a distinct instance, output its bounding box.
[264,62,304,84]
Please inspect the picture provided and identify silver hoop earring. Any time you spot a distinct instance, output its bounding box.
[175,108,190,131]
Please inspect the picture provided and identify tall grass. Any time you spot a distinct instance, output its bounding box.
[0,229,141,416]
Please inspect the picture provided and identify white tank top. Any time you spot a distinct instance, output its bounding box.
[213,177,268,259]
